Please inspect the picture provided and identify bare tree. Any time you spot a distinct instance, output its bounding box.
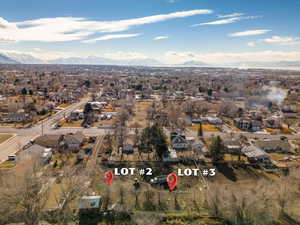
[0,162,49,225]
[53,168,87,225]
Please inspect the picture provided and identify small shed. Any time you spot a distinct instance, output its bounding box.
[79,196,102,210]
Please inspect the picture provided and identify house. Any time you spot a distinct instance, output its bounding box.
[223,140,242,155]
[62,132,85,150]
[251,120,263,132]
[4,112,31,123]
[18,144,52,164]
[192,117,222,125]
[171,134,189,151]
[35,135,61,148]
[241,146,271,164]
[234,118,262,132]
[79,196,102,211]
[122,144,134,154]
[255,140,292,154]
[235,118,251,131]
[264,118,281,129]
[283,112,298,119]
[163,148,179,163]
[70,109,84,120]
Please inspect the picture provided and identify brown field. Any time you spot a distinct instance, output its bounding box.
[58,103,71,108]
[0,122,32,127]
[266,127,295,134]
[223,154,247,162]
[187,124,220,132]
[90,167,206,213]
[60,119,83,127]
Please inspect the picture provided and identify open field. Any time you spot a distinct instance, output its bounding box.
[187,123,220,132]
[58,103,71,108]
[59,119,83,127]
[266,127,296,134]
[0,122,32,127]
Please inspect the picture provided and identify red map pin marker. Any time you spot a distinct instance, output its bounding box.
[167,173,178,192]
[104,171,114,185]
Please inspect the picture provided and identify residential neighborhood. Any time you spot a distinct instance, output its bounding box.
[1,64,300,224]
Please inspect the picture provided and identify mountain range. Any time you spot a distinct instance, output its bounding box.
[1,51,300,69]
[0,54,20,64]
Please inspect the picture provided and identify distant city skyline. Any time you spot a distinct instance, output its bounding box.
[1,0,300,66]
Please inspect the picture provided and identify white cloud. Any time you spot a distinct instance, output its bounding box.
[0,9,212,43]
[218,13,244,18]
[82,33,142,43]
[102,51,148,60]
[0,49,75,60]
[247,42,256,47]
[191,16,259,27]
[229,29,271,37]
[163,50,300,65]
[153,35,169,40]
[262,36,300,45]
[0,49,148,61]
[191,17,241,26]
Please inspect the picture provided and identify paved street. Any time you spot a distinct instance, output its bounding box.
[0,97,90,163]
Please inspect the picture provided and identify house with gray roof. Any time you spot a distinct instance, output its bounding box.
[241,146,271,164]
[255,140,292,154]
[18,144,52,164]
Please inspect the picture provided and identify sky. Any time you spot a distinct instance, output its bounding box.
[0,0,300,65]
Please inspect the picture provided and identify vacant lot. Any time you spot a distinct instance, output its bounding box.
[188,124,220,132]
[266,127,295,134]
[59,119,83,127]
[58,103,71,108]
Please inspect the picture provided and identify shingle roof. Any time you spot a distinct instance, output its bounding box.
[242,146,268,158]
[255,140,291,152]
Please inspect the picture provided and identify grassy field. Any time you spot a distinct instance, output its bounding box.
[0,134,13,144]
[187,124,220,132]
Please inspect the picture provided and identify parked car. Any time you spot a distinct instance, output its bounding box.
[54,124,61,129]
[280,136,288,141]
[150,175,168,185]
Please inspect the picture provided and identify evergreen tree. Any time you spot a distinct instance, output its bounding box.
[198,122,203,137]
[138,124,168,160]
[210,136,224,162]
